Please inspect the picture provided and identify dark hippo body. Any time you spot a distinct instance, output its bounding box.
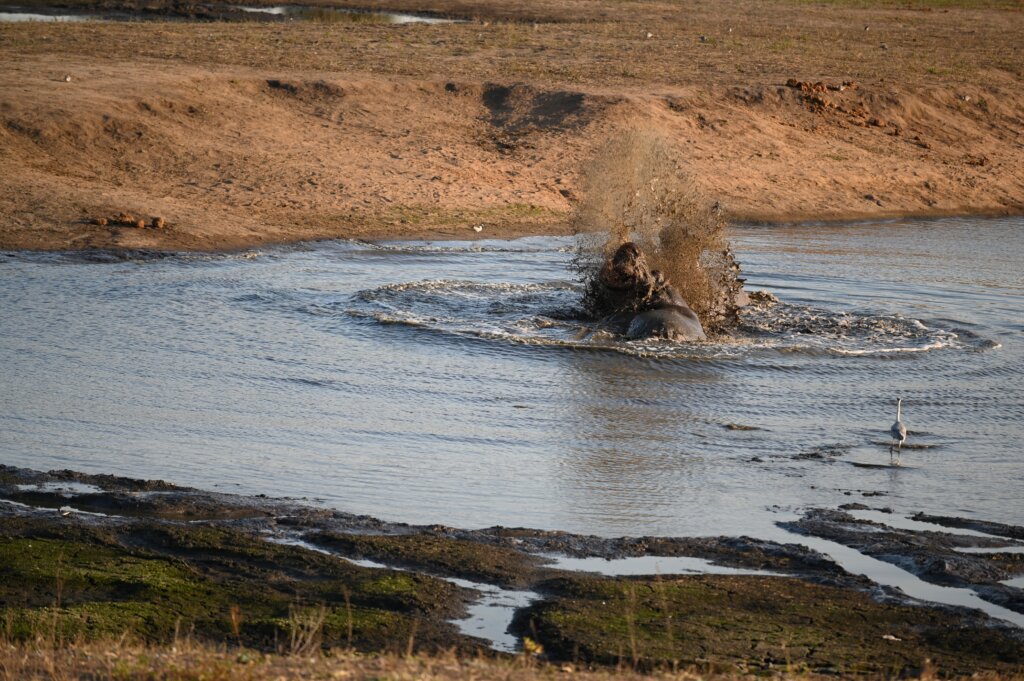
[627,305,707,341]
[601,305,706,341]
[592,242,708,342]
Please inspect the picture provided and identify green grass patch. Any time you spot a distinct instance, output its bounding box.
[517,574,1024,673]
[0,522,470,653]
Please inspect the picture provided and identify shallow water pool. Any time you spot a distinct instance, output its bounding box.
[1,217,1022,539]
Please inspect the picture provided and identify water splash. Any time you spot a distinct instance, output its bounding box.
[571,130,744,332]
[346,279,983,359]
[736,293,979,357]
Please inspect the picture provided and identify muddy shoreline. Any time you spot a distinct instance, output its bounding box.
[4,209,1023,257]
[2,465,1023,673]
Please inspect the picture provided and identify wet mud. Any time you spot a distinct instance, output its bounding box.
[0,517,476,653]
[911,513,1024,542]
[512,572,1024,675]
[2,465,1023,672]
[781,507,1024,616]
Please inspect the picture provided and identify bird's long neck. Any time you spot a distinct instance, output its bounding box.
[896,399,902,421]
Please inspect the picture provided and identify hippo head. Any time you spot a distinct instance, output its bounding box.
[601,242,653,291]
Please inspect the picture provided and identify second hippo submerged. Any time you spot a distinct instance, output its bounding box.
[593,242,708,341]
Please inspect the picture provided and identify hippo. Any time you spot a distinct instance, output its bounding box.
[593,242,707,341]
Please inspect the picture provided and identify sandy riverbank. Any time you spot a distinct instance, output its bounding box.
[0,0,1022,252]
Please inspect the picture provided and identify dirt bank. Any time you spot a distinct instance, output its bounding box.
[1,0,1022,252]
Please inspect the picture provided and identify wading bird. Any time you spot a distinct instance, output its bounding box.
[889,398,908,465]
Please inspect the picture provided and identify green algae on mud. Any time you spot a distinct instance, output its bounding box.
[0,518,478,653]
[3,466,1024,674]
[513,573,1024,675]
[307,531,547,588]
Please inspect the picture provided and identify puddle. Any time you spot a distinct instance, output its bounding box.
[237,6,458,23]
[57,505,109,517]
[0,4,460,22]
[0,499,36,510]
[0,497,108,518]
[272,539,781,652]
[441,578,537,653]
[545,554,779,577]
[776,530,1024,628]
[956,546,1024,555]
[0,5,460,23]
[0,11,94,21]
[267,535,536,652]
[16,481,105,496]
[846,509,1009,540]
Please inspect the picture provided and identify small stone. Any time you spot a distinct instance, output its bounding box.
[92,217,108,226]
[151,216,166,229]
[63,74,71,82]
[880,43,888,49]
[134,219,146,229]
[645,31,653,39]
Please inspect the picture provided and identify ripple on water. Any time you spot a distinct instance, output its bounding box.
[345,279,993,360]
[2,220,1022,539]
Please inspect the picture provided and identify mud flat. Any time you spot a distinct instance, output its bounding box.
[1,0,1023,252]
[782,506,1024,616]
[2,465,1023,675]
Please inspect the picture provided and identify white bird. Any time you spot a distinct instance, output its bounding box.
[889,398,907,465]
[472,224,483,233]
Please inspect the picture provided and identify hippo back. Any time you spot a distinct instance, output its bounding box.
[626,305,707,341]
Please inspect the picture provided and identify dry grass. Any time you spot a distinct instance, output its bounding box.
[2,637,1020,681]
[1,0,1021,251]
[0,0,1021,90]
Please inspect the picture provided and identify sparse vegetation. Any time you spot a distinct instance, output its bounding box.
[788,0,1021,8]
[514,573,1024,674]
[0,523,474,655]
[1,0,1020,87]
[1,0,1022,251]
[4,638,1019,681]
[1,468,1023,678]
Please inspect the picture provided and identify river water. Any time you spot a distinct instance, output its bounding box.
[1,217,1022,541]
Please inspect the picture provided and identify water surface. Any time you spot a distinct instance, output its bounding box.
[1,217,1022,540]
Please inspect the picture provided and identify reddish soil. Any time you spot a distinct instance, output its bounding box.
[0,0,1022,251]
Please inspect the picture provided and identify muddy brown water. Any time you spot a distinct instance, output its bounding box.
[1,216,1022,542]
